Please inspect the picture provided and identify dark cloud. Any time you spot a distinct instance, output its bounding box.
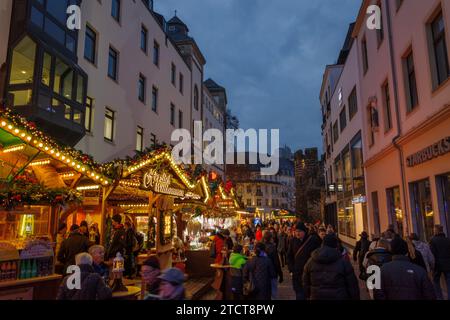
[155,0,361,152]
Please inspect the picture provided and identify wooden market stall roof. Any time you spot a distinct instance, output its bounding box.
[0,109,110,188]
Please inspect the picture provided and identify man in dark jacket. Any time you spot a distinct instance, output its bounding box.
[303,233,359,300]
[377,237,436,300]
[262,231,283,299]
[430,225,450,300]
[57,224,89,274]
[353,231,371,279]
[57,253,112,300]
[287,222,322,300]
[107,214,127,260]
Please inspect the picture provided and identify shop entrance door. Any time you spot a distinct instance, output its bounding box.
[410,179,434,241]
[436,173,450,237]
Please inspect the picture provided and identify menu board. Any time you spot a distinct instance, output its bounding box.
[20,240,54,259]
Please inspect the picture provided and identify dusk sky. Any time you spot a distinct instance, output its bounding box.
[155,0,361,153]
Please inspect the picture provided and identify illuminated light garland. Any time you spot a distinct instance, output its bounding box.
[0,112,112,185]
[76,185,100,191]
[119,203,149,208]
[201,176,211,204]
[29,159,51,166]
[119,180,141,187]
[2,144,25,153]
[59,172,76,179]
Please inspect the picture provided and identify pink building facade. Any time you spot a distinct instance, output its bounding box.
[353,0,450,240]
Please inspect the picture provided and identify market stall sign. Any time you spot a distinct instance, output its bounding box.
[407,137,450,167]
[20,240,54,259]
[142,169,185,197]
[82,190,100,206]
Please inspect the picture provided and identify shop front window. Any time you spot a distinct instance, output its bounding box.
[337,200,356,238]
[386,186,404,237]
[436,173,450,236]
[335,157,343,193]
[351,136,365,190]
[41,52,52,86]
[410,179,434,241]
[343,148,352,192]
[9,37,36,85]
[0,206,51,242]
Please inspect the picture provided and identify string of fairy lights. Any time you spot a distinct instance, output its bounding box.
[0,109,241,209]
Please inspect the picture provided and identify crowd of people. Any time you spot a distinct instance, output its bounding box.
[52,212,450,301]
[210,219,450,301]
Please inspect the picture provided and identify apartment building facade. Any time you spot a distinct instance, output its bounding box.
[203,78,226,178]
[320,23,368,246]
[353,0,450,240]
[0,0,222,167]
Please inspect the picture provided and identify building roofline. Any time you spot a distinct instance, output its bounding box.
[351,0,371,38]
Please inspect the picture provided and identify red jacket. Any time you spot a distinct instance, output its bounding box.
[255,229,263,242]
[214,235,225,264]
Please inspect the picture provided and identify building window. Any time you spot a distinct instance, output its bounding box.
[9,37,36,85]
[410,179,434,241]
[436,173,450,237]
[150,133,157,149]
[362,37,369,74]
[382,81,392,132]
[54,58,73,99]
[338,199,356,239]
[141,25,148,53]
[151,86,158,112]
[136,126,144,152]
[332,121,339,144]
[371,192,381,237]
[343,148,352,192]
[41,52,52,87]
[153,41,160,66]
[84,25,96,64]
[108,47,118,81]
[429,12,450,88]
[194,85,199,110]
[247,186,252,193]
[257,199,262,207]
[170,103,175,126]
[178,110,183,128]
[351,135,364,190]
[386,186,404,237]
[111,0,121,22]
[85,97,93,132]
[138,74,146,102]
[404,50,419,111]
[104,108,115,142]
[171,63,176,86]
[179,73,184,94]
[348,86,358,120]
[376,1,384,46]
[246,199,251,207]
[339,106,347,132]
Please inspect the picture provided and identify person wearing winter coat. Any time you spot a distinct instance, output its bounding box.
[262,231,283,299]
[353,231,371,279]
[57,224,90,274]
[243,242,276,300]
[377,237,436,300]
[107,214,127,260]
[286,222,322,300]
[409,233,434,273]
[362,238,392,300]
[429,225,450,300]
[277,227,288,267]
[255,225,263,242]
[57,253,112,300]
[406,236,428,271]
[303,234,360,300]
[229,244,248,300]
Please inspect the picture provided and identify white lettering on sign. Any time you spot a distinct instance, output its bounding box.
[142,170,184,197]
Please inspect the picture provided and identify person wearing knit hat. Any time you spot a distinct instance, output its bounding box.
[158,268,186,300]
[287,220,322,300]
[142,256,161,297]
[302,233,360,300]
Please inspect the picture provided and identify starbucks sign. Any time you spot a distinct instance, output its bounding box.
[406,137,450,167]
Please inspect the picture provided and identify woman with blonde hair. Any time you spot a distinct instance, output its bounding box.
[406,236,427,271]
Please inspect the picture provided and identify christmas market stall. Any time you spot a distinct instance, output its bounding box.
[0,109,110,299]
[91,147,208,272]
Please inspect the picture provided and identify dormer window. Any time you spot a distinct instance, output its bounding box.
[168,26,176,32]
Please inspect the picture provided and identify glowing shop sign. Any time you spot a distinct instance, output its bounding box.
[142,169,184,197]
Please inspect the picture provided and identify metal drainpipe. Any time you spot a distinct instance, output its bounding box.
[385,0,410,235]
